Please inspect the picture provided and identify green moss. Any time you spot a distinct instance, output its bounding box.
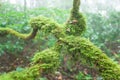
[29,16,57,30]
[30,16,66,38]
[32,48,60,72]
[0,65,40,80]
[1,0,120,79]
[65,0,86,36]
[0,28,38,40]
[56,36,120,79]
[0,28,8,36]
[0,16,66,39]
[0,28,29,39]
[29,16,60,32]
[0,49,60,80]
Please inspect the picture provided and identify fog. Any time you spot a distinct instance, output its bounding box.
[1,0,120,12]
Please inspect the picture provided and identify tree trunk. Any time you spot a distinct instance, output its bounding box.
[0,0,120,80]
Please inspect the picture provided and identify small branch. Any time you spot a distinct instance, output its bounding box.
[26,28,38,40]
[0,28,38,40]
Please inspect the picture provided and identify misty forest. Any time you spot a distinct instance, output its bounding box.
[0,0,120,80]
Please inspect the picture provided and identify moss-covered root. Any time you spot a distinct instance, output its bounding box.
[65,0,86,36]
[0,28,38,40]
[58,36,120,79]
[0,49,60,80]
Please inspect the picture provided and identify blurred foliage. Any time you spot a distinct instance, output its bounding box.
[76,72,92,80]
[0,2,120,58]
[84,10,120,56]
[0,2,69,55]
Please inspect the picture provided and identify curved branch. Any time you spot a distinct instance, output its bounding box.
[0,16,66,40]
[25,28,38,40]
[0,28,38,40]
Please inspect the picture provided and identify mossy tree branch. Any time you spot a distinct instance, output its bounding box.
[0,0,120,79]
[0,49,60,80]
[65,0,86,36]
[0,16,65,40]
[56,36,120,79]
[0,28,38,40]
[29,16,66,38]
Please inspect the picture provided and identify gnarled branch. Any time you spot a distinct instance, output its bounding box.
[0,28,38,40]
